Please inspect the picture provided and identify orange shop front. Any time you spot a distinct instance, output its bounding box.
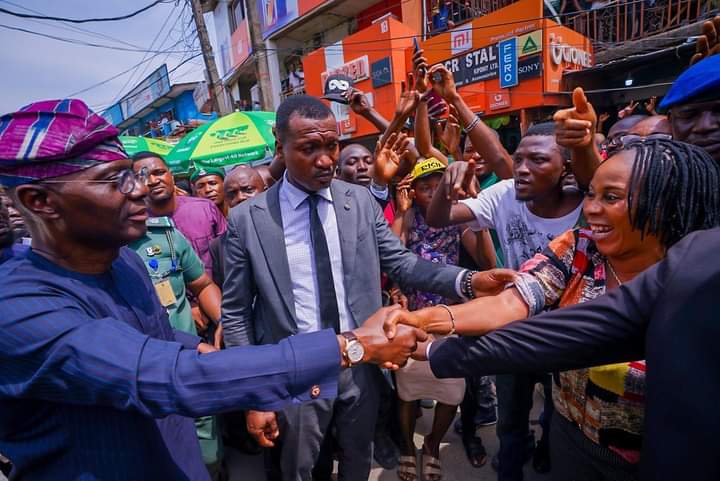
[416,0,594,149]
[303,17,417,144]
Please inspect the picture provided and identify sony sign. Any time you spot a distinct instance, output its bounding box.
[549,33,592,68]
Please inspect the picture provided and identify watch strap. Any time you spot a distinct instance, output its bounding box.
[341,331,358,342]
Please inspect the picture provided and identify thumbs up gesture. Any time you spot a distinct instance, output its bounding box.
[553,87,597,149]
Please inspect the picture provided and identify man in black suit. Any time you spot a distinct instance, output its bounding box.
[421,227,720,481]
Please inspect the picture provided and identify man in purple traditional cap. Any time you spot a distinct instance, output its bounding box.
[0,99,427,481]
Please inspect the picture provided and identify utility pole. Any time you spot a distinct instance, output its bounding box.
[246,0,275,111]
[189,0,230,115]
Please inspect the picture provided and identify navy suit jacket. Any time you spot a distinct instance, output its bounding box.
[429,228,720,481]
[0,248,340,481]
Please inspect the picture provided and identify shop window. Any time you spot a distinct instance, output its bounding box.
[230,0,246,32]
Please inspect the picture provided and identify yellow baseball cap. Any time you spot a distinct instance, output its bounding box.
[411,157,446,180]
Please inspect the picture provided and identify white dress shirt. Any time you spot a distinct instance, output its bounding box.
[279,176,355,333]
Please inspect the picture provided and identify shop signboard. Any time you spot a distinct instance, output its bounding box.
[230,19,253,69]
[450,26,473,55]
[371,57,392,88]
[321,55,370,85]
[257,0,327,39]
[120,64,170,119]
[518,54,542,80]
[499,37,518,89]
[101,103,124,126]
[489,90,511,110]
[518,30,542,58]
[439,32,541,89]
[442,45,499,87]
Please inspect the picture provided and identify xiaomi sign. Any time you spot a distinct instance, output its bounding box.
[451,27,473,55]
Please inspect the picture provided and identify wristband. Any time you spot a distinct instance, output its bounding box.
[462,116,481,134]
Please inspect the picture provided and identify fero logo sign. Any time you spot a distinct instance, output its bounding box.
[451,26,473,55]
[499,37,518,89]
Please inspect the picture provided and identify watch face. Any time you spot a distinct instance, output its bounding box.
[347,341,365,364]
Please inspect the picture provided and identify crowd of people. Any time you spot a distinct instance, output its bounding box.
[0,15,719,481]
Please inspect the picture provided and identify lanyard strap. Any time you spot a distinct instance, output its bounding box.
[164,229,178,272]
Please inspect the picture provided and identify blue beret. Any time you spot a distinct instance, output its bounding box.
[659,55,720,110]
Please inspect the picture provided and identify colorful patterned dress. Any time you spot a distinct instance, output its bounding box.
[405,208,461,310]
[513,228,646,464]
[396,209,466,405]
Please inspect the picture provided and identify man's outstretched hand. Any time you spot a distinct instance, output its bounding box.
[553,87,597,149]
[353,305,428,369]
[441,159,479,202]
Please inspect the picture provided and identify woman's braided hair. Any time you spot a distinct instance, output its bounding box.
[624,138,720,248]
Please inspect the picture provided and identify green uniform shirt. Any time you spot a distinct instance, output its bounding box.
[130,216,205,335]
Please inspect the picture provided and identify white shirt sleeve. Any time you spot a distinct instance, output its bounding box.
[459,179,513,232]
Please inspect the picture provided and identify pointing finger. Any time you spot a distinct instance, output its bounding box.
[572,87,589,114]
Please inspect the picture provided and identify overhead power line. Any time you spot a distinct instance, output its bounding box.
[0,0,144,49]
[0,0,171,24]
[0,23,199,53]
[66,39,187,97]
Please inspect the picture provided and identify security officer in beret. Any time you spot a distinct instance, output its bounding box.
[191,167,227,217]
[129,215,226,479]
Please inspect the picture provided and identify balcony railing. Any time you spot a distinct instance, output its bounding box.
[564,0,718,49]
[426,0,519,36]
[281,85,307,100]
[425,0,717,49]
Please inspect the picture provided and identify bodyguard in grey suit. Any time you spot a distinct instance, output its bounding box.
[221,96,475,481]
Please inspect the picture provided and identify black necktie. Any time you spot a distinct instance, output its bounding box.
[308,194,341,333]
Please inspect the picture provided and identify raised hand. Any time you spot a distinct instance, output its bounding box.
[442,158,479,201]
[618,100,638,119]
[644,96,658,115]
[439,105,461,153]
[395,79,420,119]
[412,48,430,94]
[246,410,280,447]
[374,132,410,185]
[553,87,597,149]
[690,16,720,65]
[395,174,414,213]
[429,64,459,103]
[470,268,518,298]
[354,305,428,369]
[346,88,372,116]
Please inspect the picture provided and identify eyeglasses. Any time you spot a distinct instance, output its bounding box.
[605,133,672,156]
[39,167,149,195]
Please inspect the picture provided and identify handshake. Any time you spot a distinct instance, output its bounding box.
[338,304,429,371]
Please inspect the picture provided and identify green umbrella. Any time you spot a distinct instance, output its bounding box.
[166,111,276,169]
[119,136,174,157]
[119,136,189,175]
